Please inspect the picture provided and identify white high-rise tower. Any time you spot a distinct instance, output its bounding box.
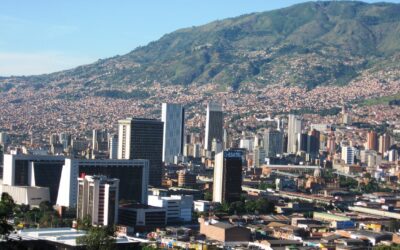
[287,114,302,153]
[161,103,185,164]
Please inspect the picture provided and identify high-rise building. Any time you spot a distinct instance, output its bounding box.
[118,118,163,187]
[367,131,378,151]
[92,129,108,151]
[253,146,265,168]
[49,133,59,146]
[161,103,185,164]
[378,133,391,155]
[287,115,302,153]
[71,138,88,153]
[211,138,223,154]
[57,159,149,208]
[178,170,196,188]
[108,134,118,160]
[213,150,243,203]
[275,118,283,131]
[297,133,308,153]
[327,132,336,155]
[239,137,254,152]
[388,149,398,162]
[342,146,355,165]
[77,175,119,226]
[205,103,223,151]
[223,129,229,149]
[263,129,283,158]
[0,132,9,148]
[307,129,320,157]
[59,132,71,150]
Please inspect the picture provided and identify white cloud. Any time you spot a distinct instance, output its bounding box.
[0,51,96,76]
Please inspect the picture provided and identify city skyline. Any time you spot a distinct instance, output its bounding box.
[1,1,400,248]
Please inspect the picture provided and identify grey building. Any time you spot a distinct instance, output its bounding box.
[263,129,283,158]
[161,103,185,164]
[205,102,223,151]
[118,118,163,187]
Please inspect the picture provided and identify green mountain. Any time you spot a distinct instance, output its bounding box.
[3,1,400,91]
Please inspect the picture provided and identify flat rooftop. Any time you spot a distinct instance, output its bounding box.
[18,227,138,246]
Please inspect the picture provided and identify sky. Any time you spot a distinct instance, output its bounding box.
[1,0,400,76]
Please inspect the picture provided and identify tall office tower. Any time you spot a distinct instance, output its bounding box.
[275,118,283,131]
[49,133,59,145]
[378,133,391,155]
[239,137,254,152]
[254,134,261,148]
[59,132,71,150]
[211,138,223,154]
[118,118,163,187]
[213,149,243,203]
[204,102,223,151]
[283,134,288,153]
[0,132,9,145]
[263,129,283,158]
[307,129,320,156]
[92,129,108,151]
[253,146,265,168]
[71,138,88,153]
[388,149,398,162]
[108,134,118,160]
[161,103,185,164]
[327,132,336,155]
[342,146,355,165]
[77,175,119,226]
[297,133,308,152]
[367,131,378,151]
[223,129,230,149]
[287,114,302,153]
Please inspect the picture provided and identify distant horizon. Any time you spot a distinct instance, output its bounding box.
[1,0,400,76]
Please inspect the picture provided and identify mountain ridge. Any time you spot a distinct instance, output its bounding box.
[2,1,400,92]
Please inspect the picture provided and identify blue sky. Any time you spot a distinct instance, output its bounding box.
[1,0,399,76]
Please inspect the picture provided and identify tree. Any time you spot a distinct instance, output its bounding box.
[204,191,212,201]
[76,226,116,250]
[258,182,276,190]
[388,220,400,232]
[373,245,400,250]
[0,193,15,239]
[77,216,92,230]
[39,201,52,212]
[229,201,245,214]
[214,202,230,215]
[245,200,257,213]
[141,244,160,250]
[255,199,275,214]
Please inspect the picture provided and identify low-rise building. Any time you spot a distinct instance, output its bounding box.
[198,218,250,246]
[193,200,212,213]
[118,204,166,232]
[1,185,50,207]
[148,195,193,223]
